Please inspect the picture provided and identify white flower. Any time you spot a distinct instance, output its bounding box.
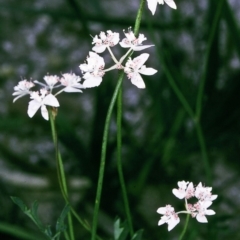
[60,73,84,93]
[13,80,35,102]
[172,181,189,199]
[27,89,59,120]
[147,0,177,15]
[43,75,59,90]
[172,181,195,199]
[119,29,153,51]
[157,205,180,231]
[92,30,120,53]
[124,53,157,88]
[195,182,218,202]
[191,201,216,223]
[79,51,105,88]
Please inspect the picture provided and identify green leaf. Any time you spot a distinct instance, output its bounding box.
[10,196,27,213]
[44,225,52,238]
[30,201,43,228]
[131,229,144,240]
[114,218,129,240]
[55,204,70,232]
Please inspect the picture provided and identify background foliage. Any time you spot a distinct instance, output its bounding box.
[0,0,240,239]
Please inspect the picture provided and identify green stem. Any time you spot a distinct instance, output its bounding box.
[146,13,211,183]
[146,19,195,120]
[91,74,124,240]
[0,221,46,240]
[134,0,146,35]
[91,1,146,238]
[49,109,75,240]
[179,214,190,240]
[195,122,211,183]
[195,0,225,120]
[194,0,224,184]
[117,84,134,237]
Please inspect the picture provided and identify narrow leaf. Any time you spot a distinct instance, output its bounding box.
[56,204,70,232]
[10,196,27,213]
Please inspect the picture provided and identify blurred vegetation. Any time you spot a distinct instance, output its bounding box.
[0,0,240,239]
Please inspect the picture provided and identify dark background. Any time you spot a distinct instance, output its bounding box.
[0,0,239,239]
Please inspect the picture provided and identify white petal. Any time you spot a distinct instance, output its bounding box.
[172,189,185,199]
[131,73,145,89]
[13,94,26,103]
[158,216,168,226]
[211,195,218,201]
[196,214,208,223]
[119,42,131,48]
[205,209,215,216]
[27,100,41,118]
[203,201,213,209]
[89,51,99,58]
[41,105,49,120]
[83,76,102,88]
[79,63,89,72]
[112,33,120,45]
[164,0,177,9]
[92,45,107,53]
[157,207,166,215]
[136,53,149,69]
[139,66,157,76]
[63,86,83,93]
[147,0,158,15]
[132,45,154,51]
[43,94,60,107]
[167,216,180,231]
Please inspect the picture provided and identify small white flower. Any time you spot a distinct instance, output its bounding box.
[172,181,189,199]
[60,73,84,93]
[43,75,59,90]
[191,201,216,223]
[157,205,180,231]
[79,51,105,88]
[92,30,120,53]
[13,80,35,102]
[195,182,218,202]
[147,0,177,15]
[124,53,157,88]
[27,89,59,120]
[172,181,195,199]
[119,29,153,51]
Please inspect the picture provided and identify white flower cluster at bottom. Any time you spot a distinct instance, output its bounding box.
[157,181,217,231]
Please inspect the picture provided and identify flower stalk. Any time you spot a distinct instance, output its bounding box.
[49,109,75,240]
[91,74,124,240]
[117,83,134,237]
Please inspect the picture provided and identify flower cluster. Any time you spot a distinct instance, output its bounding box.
[13,73,84,120]
[79,28,157,89]
[157,181,217,231]
[13,28,157,120]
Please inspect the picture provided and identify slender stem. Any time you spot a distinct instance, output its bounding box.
[195,0,224,120]
[117,84,134,236]
[91,1,146,238]
[179,214,190,240]
[134,0,146,35]
[91,73,124,240]
[49,109,75,240]
[194,0,224,184]
[107,46,119,64]
[146,20,195,120]
[195,122,211,183]
[146,12,212,183]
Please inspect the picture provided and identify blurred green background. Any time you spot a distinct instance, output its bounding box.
[0,0,240,239]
